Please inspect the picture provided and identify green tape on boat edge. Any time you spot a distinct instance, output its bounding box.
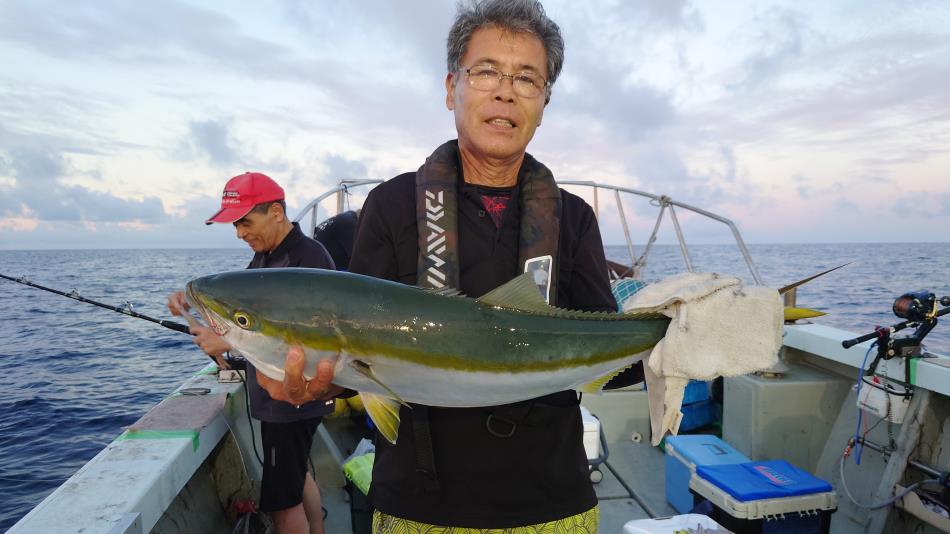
[117,429,200,452]
[194,365,219,376]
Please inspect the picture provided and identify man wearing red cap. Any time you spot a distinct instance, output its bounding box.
[168,172,334,534]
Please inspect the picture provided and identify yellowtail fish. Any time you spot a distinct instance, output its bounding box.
[186,268,669,443]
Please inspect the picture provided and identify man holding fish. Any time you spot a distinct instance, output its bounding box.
[253,0,633,531]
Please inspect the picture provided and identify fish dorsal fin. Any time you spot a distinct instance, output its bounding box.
[476,272,551,313]
[577,365,633,394]
[477,273,666,320]
[425,286,465,298]
[360,392,402,444]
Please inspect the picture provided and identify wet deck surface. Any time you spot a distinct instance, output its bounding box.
[597,437,678,531]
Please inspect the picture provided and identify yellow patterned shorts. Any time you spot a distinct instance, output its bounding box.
[372,506,599,533]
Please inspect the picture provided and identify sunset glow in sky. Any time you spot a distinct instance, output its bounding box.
[1,0,948,249]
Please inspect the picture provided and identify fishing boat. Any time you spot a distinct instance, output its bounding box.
[9,180,950,533]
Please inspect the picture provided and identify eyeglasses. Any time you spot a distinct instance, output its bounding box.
[462,64,548,99]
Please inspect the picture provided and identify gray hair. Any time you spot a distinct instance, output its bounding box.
[249,199,287,217]
[447,0,564,102]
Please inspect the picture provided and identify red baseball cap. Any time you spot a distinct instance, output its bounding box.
[205,172,285,225]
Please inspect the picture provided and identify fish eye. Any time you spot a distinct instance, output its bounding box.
[233,311,254,330]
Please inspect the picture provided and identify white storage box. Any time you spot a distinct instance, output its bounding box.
[622,513,725,533]
[580,405,601,460]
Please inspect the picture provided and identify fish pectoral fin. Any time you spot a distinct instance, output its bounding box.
[349,360,410,408]
[577,365,633,394]
[784,306,827,321]
[360,392,402,445]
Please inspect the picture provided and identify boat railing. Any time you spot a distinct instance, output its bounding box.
[295,179,763,285]
[294,179,383,233]
[557,180,763,285]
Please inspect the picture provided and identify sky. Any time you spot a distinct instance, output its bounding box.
[0,0,948,249]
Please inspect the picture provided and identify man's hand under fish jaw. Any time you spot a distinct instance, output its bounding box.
[256,346,342,406]
[166,291,190,317]
[189,324,232,370]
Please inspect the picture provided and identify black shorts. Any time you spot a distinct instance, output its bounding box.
[259,417,322,512]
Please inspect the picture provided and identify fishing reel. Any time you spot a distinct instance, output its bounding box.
[893,291,948,323]
[843,290,949,354]
[843,290,949,406]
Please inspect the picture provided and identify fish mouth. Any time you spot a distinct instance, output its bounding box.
[185,282,230,336]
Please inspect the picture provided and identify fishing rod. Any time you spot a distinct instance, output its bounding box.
[842,292,950,349]
[0,273,191,334]
[1,273,247,369]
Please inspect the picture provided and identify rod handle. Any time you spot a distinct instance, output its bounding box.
[160,320,193,334]
[842,332,879,349]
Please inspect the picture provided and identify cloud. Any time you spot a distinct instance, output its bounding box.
[281,0,454,77]
[890,192,949,219]
[835,198,859,212]
[0,213,39,232]
[0,1,290,70]
[792,174,810,198]
[1,0,948,249]
[6,146,66,183]
[730,8,808,91]
[708,28,950,153]
[553,76,676,143]
[323,154,369,182]
[185,119,239,166]
[555,0,702,51]
[0,146,167,224]
[12,180,166,224]
[0,83,148,168]
[626,139,732,205]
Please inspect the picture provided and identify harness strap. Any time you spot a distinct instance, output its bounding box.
[411,404,441,494]
[485,394,581,438]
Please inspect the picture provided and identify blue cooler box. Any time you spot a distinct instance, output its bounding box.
[679,399,717,431]
[664,435,750,514]
[682,380,711,405]
[692,460,836,533]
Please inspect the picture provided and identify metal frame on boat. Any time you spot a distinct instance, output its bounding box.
[294,179,763,283]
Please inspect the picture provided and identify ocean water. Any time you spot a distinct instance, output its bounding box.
[0,244,948,529]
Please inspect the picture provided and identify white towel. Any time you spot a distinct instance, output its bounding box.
[622,272,783,445]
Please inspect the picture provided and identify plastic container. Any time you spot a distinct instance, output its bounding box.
[683,380,711,405]
[580,405,609,483]
[680,399,717,431]
[856,376,912,424]
[665,435,750,514]
[622,513,724,533]
[580,405,601,460]
[722,365,851,473]
[690,461,836,533]
[342,452,374,496]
